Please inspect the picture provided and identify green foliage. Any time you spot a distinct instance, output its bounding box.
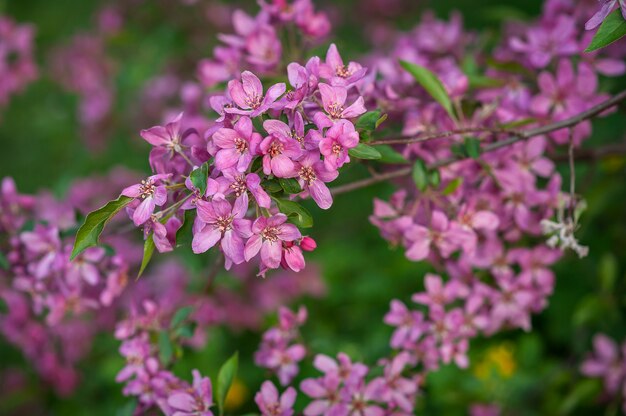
[190,162,210,194]
[349,143,382,160]
[216,352,239,416]
[138,235,155,277]
[272,197,314,228]
[399,60,455,119]
[585,9,626,52]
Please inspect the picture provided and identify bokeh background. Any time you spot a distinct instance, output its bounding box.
[1,0,625,414]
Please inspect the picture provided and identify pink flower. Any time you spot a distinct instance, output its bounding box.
[404,211,474,261]
[585,0,626,30]
[318,44,367,87]
[412,274,468,314]
[245,214,302,270]
[212,116,262,172]
[384,300,426,349]
[255,381,296,416]
[294,151,338,210]
[121,174,171,226]
[218,169,272,209]
[581,334,625,393]
[167,370,214,416]
[313,83,366,128]
[192,194,252,267]
[316,119,360,170]
[509,16,578,68]
[261,119,303,178]
[226,71,286,117]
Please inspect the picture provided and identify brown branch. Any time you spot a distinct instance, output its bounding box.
[368,126,515,146]
[331,90,626,196]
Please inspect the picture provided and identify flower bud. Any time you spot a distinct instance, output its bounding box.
[300,236,317,252]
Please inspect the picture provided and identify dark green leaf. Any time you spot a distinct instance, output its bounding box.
[250,156,263,173]
[158,331,174,365]
[586,9,626,52]
[138,236,155,278]
[0,251,8,270]
[175,209,196,248]
[170,306,194,328]
[70,195,133,260]
[175,322,196,338]
[399,60,454,119]
[375,145,408,164]
[442,177,464,195]
[190,162,209,194]
[348,143,382,160]
[216,351,239,416]
[252,117,268,136]
[355,111,381,131]
[279,178,302,194]
[273,198,313,228]
[412,160,428,191]
[464,137,481,159]
[599,253,618,292]
[262,180,283,194]
[559,379,602,415]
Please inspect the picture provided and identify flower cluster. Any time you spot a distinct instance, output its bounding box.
[581,334,626,413]
[255,306,307,386]
[197,0,330,88]
[119,39,368,276]
[0,15,37,107]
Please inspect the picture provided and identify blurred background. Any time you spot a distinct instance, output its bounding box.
[1,0,625,415]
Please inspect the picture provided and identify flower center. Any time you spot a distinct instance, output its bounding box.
[230,176,247,197]
[331,142,343,155]
[245,94,263,109]
[285,90,295,100]
[299,166,316,185]
[261,226,280,242]
[234,138,249,154]
[215,216,233,232]
[336,64,352,78]
[290,130,305,147]
[139,179,156,199]
[327,103,344,119]
[269,141,284,157]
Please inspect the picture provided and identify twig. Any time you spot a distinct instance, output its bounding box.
[368,126,513,146]
[331,90,626,196]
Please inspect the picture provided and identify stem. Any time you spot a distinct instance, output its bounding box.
[568,129,576,218]
[331,89,626,196]
[368,127,513,146]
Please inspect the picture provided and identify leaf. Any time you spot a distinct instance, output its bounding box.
[599,253,618,292]
[0,251,8,270]
[116,399,137,416]
[464,137,481,159]
[429,170,441,187]
[262,179,283,194]
[70,195,133,260]
[279,178,302,194]
[175,209,196,248]
[585,9,626,52]
[216,352,239,416]
[498,117,537,129]
[399,60,454,119]
[355,111,381,131]
[348,143,382,160]
[190,162,210,195]
[170,306,194,328]
[158,331,174,365]
[273,198,313,228]
[175,322,196,338]
[375,113,388,129]
[559,379,602,415]
[375,145,408,164]
[138,236,155,278]
[442,177,464,195]
[412,160,428,192]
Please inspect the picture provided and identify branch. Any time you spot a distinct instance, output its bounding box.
[331,89,626,196]
[368,126,515,146]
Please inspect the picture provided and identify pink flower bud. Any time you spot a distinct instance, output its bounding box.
[300,236,317,251]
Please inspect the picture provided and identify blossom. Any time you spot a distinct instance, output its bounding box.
[313,83,366,128]
[245,214,302,270]
[261,119,303,177]
[255,381,296,416]
[121,174,171,226]
[581,334,625,393]
[226,71,286,117]
[192,194,252,267]
[316,119,360,170]
[318,43,367,87]
[167,370,214,416]
[212,116,262,172]
[293,151,338,210]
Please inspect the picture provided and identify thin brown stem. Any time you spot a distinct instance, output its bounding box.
[331,89,626,196]
[368,127,514,146]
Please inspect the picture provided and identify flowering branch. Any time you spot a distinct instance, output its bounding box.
[332,89,626,196]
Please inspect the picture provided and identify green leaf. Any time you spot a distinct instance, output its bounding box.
[138,236,155,277]
[262,179,283,194]
[175,209,196,248]
[216,351,239,416]
[279,178,302,194]
[375,145,408,164]
[273,198,313,228]
[170,306,194,328]
[559,378,602,415]
[175,322,196,338]
[429,170,441,187]
[116,399,137,416]
[190,162,210,194]
[158,331,174,365]
[70,195,133,260]
[355,111,381,131]
[442,177,464,195]
[412,160,428,191]
[498,117,537,129]
[0,251,8,270]
[464,137,481,159]
[348,143,382,160]
[585,9,626,52]
[399,60,454,119]
[599,253,618,292]
[375,113,388,129]
[251,117,268,135]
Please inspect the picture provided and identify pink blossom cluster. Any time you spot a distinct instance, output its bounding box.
[255,306,307,386]
[115,300,215,415]
[197,0,330,88]
[581,334,626,413]
[0,176,131,394]
[0,15,37,107]
[121,39,368,275]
